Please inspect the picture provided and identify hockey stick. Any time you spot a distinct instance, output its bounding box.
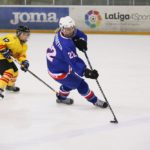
[11,56,58,94]
[83,51,118,124]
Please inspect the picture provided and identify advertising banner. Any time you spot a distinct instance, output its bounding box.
[0,6,150,34]
[70,6,150,33]
[0,6,69,30]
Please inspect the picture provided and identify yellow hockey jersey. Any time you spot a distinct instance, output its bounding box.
[0,34,28,63]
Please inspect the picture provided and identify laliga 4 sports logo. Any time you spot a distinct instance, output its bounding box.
[85,10,102,28]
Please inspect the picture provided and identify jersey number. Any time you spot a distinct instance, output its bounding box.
[68,51,77,59]
[47,46,56,62]
[3,38,9,42]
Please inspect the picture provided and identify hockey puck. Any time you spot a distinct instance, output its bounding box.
[110,120,118,124]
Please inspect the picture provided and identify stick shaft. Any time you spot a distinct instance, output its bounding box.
[84,51,118,122]
[11,56,57,94]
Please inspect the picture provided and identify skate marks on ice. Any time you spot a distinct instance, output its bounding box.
[0,114,150,150]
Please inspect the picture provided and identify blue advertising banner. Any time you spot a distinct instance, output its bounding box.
[0,7,69,30]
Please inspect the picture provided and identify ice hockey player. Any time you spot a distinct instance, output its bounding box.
[0,25,30,99]
[46,16,108,108]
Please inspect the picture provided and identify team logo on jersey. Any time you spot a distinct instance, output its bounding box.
[85,10,102,28]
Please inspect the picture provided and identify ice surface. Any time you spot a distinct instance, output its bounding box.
[0,33,150,150]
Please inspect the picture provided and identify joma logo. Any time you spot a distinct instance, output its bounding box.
[10,12,58,24]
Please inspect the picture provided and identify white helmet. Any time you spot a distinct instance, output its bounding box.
[59,16,75,29]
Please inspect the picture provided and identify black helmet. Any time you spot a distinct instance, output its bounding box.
[16,25,30,36]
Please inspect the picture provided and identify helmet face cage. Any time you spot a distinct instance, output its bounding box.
[16,25,30,36]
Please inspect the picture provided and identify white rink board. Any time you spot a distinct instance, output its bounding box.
[70,6,150,32]
[0,6,150,34]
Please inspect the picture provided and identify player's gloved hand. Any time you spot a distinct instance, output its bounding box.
[1,49,12,59]
[21,60,29,72]
[74,38,87,52]
[84,68,99,79]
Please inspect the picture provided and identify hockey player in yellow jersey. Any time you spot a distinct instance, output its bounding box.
[0,26,30,99]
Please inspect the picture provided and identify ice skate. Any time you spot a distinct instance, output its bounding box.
[6,86,20,92]
[56,94,74,105]
[94,99,108,108]
[0,89,4,99]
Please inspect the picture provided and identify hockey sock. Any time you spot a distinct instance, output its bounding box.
[7,71,18,87]
[77,80,97,103]
[58,85,71,100]
[0,70,13,89]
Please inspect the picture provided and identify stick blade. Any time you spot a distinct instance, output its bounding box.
[110,120,118,124]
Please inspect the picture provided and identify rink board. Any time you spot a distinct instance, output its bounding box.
[0,6,150,34]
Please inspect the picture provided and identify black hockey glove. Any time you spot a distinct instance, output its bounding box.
[21,60,29,72]
[84,68,99,79]
[1,49,12,59]
[74,38,87,52]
